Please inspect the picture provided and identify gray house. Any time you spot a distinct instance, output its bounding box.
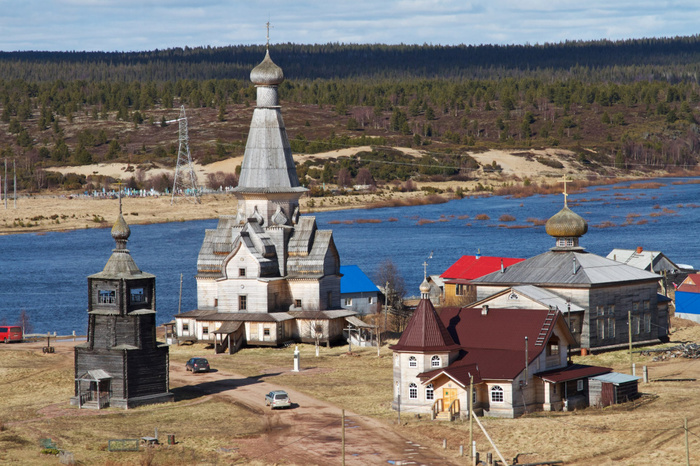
[472,200,669,351]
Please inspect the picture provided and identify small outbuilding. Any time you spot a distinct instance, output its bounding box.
[588,373,641,407]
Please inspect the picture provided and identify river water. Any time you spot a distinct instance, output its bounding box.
[1,178,698,335]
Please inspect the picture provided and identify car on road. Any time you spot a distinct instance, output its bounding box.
[185,357,210,373]
[265,390,291,409]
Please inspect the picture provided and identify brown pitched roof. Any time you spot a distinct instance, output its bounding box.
[419,361,483,387]
[390,298,460,352]
[436,306,574,379]
[535,364,612,383]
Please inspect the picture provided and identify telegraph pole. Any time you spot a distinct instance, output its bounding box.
[629,311,633,374]
[469,374,474,463]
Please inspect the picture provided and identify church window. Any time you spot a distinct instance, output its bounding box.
[409,356,417,368]
[633,302,639,311]
[239,295,247,311]
[456,284,467,296]
[368,297,374,304]
[202,326,209,335]
[491,385,504,403]
[426,384,434,401]
[130,288,145,303]
[98,290,116,304]
[344,298,352,306]
[239,268,246,277]
[644,313,651,333]
[431,355,441,367]
[597,318,606,339]
[607,305,615,315]
[557,238,574,247]
[409,383,418,399]
[596,305,604,317]
[295,299,302,308]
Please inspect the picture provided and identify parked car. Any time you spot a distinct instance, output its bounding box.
[265,390,292,409]
[0,326,22,343]
[185,357,210,373]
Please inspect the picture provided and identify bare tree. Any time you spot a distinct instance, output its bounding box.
[17,310,32,334]
[375,259,408,332]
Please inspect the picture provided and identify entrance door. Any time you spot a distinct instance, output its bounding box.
[443,388,457,411]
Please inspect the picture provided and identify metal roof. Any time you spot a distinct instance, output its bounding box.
[340,265,380,294]
[345,316,375,328]
[441,255,525,280]
[536,364,612,383]
[390,298,459,352]
[590,372,641,385]
[212,321,242,334]
[290,309,356,319]
[473,250,660,287]
[196,312,295,323]
[510,285,585,313]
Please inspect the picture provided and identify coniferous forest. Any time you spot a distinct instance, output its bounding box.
[4,36,700,193]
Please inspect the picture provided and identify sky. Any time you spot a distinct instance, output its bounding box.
[1,1,699,52]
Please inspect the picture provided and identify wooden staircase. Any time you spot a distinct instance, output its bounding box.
[535,307,558,346]
[434,411,452,421]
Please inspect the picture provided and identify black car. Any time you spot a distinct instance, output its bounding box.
[185,357,210,373]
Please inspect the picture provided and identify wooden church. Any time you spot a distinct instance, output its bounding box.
[71,207,173,409]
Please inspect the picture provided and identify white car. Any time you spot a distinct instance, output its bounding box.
[265,390,291,409]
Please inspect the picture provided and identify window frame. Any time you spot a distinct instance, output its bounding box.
[431,355,441,368]
[425,383,434,401]
[98,289,116,304]
[239,267,246,277]
[408,356,417,368]
[490,385,504,403]
[239,295,247,311]
[577,379,584,391]
[409,383,418,400]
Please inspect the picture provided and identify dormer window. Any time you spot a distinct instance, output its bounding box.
[408,356,417,368]
[239,268,246,277]
[431,355,441,367]
[98,290,116,304]
[547,336,560,356]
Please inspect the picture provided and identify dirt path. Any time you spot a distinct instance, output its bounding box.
[169,365,459,465]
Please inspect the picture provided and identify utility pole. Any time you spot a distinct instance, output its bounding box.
[177,273,183,315]
[341,409,346,466]
[13,158,16,208]
[685,417,690,466]
[169,105,200,204]
[469,374,474,463]
[629,310,633,374]
[4,158,7,209]
[384,281,390,334]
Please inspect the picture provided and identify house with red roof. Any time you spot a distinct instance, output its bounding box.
[440,252,525,306]
[391,278,610,419]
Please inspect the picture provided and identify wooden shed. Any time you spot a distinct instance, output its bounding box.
[588,373,641,407]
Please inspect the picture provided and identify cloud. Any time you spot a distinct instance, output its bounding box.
[0,0,699,51]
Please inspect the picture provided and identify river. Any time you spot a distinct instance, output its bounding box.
[1,178,698,335]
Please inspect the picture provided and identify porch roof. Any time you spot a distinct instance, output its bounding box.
[419,361,482,387]
[212,321,243,334]
[77,369,112,381]
[535,364,612,383]
[176,309,215,318]
[590,372,641,385]
[345,316,374,328]
[196,312,295,323]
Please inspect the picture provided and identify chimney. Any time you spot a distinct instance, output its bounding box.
[572,256,577,275]
[500,259,504,273]
[476,248,481,259]
[636,246,643,254]
[481,305,489,315]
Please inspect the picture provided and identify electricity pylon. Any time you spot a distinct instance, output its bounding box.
[168,105,200,204]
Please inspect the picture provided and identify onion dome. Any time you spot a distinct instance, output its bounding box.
[420,278,432,295]
[250,50,284,86]
[111,214,131,243]
[545,206,588,238]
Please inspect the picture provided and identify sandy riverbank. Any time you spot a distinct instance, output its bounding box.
[0,147,655,235]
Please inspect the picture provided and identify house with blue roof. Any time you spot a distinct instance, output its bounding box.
[340,265,381,315]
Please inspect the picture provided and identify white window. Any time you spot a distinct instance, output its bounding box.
[409,383,418,399]
[431,355,441,368]
[368,297,374,304]
[202,326,209,335]
[239,295,247,311]
[426,384,434,401]
[633,315,641,335]
[408,356,417,368]
[490,385,504,403]
[596,305,604,317]
[577,379,584,391]
[344,298,352,306]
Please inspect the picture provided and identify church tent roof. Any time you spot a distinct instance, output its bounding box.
[390,298,459,352]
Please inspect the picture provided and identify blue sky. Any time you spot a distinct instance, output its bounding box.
[1,1,699,52]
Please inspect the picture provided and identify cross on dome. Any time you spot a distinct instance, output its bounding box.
[559,175,571,207]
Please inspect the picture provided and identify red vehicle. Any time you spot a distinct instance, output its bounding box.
[0,326,22,343]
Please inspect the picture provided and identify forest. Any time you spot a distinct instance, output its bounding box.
[3,36,700,193]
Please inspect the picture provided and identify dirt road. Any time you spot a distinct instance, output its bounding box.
[170,365,460,465]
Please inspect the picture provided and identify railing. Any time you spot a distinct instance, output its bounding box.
[448,399,461,421]
[431,399,443,420]
[98,392,110,409]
